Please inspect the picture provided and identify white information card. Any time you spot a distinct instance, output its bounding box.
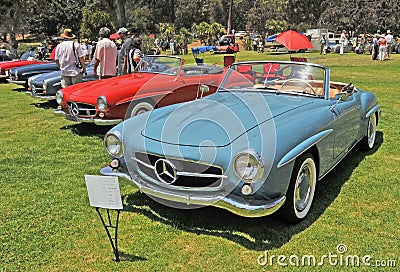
[85,175,123,210]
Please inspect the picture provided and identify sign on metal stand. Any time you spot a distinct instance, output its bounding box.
[85,175,123,262]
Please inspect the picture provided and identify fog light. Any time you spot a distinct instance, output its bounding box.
[99,112,105,118]
[241,184,253,195]
[110,158,120,169]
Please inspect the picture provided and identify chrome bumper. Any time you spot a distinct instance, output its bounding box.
[26,91,55,100]
[100,166,286,218]
[54,109,123,125]
[7,79,26,85]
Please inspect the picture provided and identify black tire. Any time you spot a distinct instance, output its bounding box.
[125,100,154,119]
[278,152,317,224]
[361,113,377,151]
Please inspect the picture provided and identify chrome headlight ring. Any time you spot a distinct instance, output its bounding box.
[55,90,63,105]
[97,96,107,112]
[233,149,265,182]
[104,130,124,157]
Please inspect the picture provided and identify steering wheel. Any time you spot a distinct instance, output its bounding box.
[279,78,317,95]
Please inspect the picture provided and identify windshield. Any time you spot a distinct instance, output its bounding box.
[219,61,327,98]
[135,55,183,75]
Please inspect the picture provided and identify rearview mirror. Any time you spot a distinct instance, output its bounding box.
[334,91,350,101]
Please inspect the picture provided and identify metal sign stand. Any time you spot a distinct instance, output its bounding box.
[85,175,124,262]
[95,207,122,262]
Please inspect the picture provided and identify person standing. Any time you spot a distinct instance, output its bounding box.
[128,37,143,72]
[378,34,387,61]
[54,28,86,88]
[116,27,132,76]
[320,34,327,55]
[339,30,346,55]
[93,27,117,79]
[385,30,394,60]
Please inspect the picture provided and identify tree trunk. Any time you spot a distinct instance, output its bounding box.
[227,0,233,34]
[116,0,126,27]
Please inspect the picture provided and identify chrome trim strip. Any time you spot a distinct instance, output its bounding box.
[277,129,333,168]
[100,166,286,217]
[366,105,380,118]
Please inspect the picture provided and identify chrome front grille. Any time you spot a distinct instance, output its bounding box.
[134,152,226,188]
[67,101,96,117]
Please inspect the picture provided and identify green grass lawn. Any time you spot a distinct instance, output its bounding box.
[0,51,399,271]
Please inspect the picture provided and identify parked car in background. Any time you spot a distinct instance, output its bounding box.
[234,31,248,39]
[0,50,50,81]
[8,62,59,88]
[99,60,381,223]
[54,55,227,125]
[219,34,235,46]
[27,60,96,100]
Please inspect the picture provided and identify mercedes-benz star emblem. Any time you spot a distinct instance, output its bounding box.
[69,102,79,116]
[154,159,177,184]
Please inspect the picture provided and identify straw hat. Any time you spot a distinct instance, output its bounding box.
[60,28,75,39]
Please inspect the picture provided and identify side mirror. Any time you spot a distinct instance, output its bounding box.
[334,91,351,101]
[199,84,210,93]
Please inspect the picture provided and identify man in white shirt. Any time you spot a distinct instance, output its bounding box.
[55,28,86,88]
[385,30,394,60]
[93,27,117,79]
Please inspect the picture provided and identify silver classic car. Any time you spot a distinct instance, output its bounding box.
[98,60,381,223]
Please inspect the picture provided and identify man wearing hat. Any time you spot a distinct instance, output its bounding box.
[116,27,132,75]
[93,27,117,79]
[385,30,394,60]
[55,28,86,88]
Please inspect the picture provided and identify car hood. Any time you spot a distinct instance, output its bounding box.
[0,60,49,69]
[66,72,157,100]
[141,91,313,147]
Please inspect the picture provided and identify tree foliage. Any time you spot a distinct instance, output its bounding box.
[1,0,400,41]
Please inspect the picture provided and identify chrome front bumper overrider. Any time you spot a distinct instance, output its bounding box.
[100,166,286,218]
[54,110,122,125]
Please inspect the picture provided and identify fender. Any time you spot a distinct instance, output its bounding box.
[366,104,380,118]
[277,129,333,168]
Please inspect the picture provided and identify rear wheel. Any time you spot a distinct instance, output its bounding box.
[361,114,377,150]
[279,152,317,224]
[125,100,154,119]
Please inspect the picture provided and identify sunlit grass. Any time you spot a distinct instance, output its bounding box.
[0,51,399,271]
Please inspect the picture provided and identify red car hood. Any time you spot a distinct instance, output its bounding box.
[0,60,50,69]
[64,72,171,103]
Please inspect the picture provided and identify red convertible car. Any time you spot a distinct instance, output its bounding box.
[54,55,227,125]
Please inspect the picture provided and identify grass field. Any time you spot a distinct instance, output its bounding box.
[0,51,399,271]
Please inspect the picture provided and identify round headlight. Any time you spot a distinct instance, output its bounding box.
[233,150,264,182]
[56,90,63,105]
[97,96,107,111]
[105,131,123,157]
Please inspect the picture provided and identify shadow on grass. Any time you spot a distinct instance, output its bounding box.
[60,122,112,138]
[32,99,58,109]
[117,251,148,262]
[121,132,383,251]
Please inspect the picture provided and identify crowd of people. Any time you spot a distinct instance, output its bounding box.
[53,26,143,88]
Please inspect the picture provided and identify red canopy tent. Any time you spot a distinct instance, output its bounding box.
[276,30,313,51]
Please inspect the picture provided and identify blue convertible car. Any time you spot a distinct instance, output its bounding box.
[99,60,380,223]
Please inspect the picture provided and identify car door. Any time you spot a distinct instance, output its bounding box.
[332,94,361,158]
[156,71,221,107]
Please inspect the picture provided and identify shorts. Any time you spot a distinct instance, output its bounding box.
[61,73,83,88]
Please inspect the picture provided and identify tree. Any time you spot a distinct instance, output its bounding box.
[80,9,115,41]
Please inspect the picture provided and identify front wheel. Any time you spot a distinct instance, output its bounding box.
[278,152,317,224]
[125,100,155,119]
[361,114,377,150]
